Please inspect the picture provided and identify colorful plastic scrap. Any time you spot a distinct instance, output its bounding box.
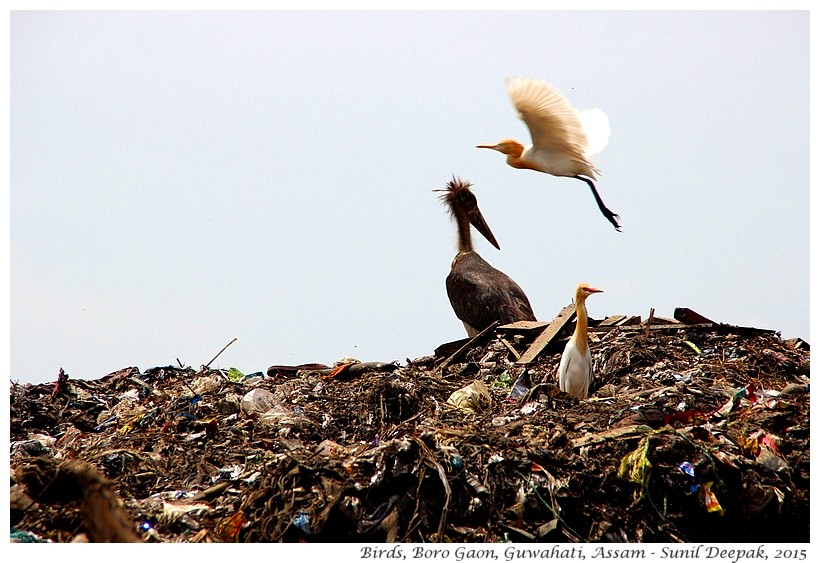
[678,461,698,493]
[702,482,724,516]
[215,511,245,542]
[618,436,652,499]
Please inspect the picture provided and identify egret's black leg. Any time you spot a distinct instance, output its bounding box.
[577,176,621,231]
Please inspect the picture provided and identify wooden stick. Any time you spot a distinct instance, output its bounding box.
[643,308,655,342]
[499,337,522,361]
[439,321,499,370]
[204,337,238,369]
[515,304,576,365]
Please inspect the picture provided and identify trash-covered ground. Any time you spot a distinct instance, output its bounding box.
[9,307,810,543]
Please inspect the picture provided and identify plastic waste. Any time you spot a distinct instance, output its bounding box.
[226,367,246,383]
[618,436,652,498]
[292,513,310,534]
[240,388,282,418]
[702,482,724,515]
[678,461,698,492]
[446,380,491,413]
[508,371,530,400]
[11,528,51,543]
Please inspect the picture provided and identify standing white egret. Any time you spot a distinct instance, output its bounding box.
[478,77,621,231]
[557,283,603,399]
[438,177,536,336]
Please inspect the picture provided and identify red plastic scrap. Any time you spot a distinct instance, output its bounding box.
[662,410,707,427]
[322,362,356,380]
[759,433,780,454]
[756,433,789,471]
[740,383,759,403]
[709,383,759,418]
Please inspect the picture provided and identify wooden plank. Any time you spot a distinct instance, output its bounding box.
[515,304,576,365]
[434,338,470,359]
[653,316,681,325]
[617,316,642,326]
[497,320,549,332]
[599,315,627,326]
[674,307,715,325]
[643,308,655,341]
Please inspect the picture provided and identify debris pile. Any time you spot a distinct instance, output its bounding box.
[9,307,810,543]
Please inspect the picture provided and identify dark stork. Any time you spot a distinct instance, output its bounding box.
[438,177,536,337]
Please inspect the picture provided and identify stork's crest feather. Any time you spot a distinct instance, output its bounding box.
[437,176,474,217]
[436,176,500,252]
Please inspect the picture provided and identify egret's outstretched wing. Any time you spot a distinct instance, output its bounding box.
[578,107,610,157]
[505,77,589,157]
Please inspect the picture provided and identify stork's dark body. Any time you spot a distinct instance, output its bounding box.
[447,251,536,335]
[438,177,537,337]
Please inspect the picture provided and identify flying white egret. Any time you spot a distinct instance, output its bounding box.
[478,77,621,231]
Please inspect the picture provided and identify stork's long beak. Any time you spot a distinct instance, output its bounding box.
[476,143,498,150]
[468,206,501,250]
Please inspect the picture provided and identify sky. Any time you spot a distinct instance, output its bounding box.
[8,9,810,385]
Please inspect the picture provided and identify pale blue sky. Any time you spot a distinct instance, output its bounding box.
[10,10,810,384]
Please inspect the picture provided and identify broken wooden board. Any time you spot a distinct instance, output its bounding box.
[434,338,471,359]
[497,320,549,332]
[674,307,715,325]
[598,315,642,327]
[599,315,627,326]
[515,304,576,366]
[653,316,681,325]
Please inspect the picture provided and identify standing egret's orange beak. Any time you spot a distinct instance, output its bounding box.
[585,287,604,295]
[468,205,500,250]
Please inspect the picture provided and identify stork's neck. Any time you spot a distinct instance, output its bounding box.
[456,215,473,254]
[573,299,589,354]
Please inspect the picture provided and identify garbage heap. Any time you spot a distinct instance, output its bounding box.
[9,307,810,543]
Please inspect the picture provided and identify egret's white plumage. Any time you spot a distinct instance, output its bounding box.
[557,283,603,399]
[478,77,621,231]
